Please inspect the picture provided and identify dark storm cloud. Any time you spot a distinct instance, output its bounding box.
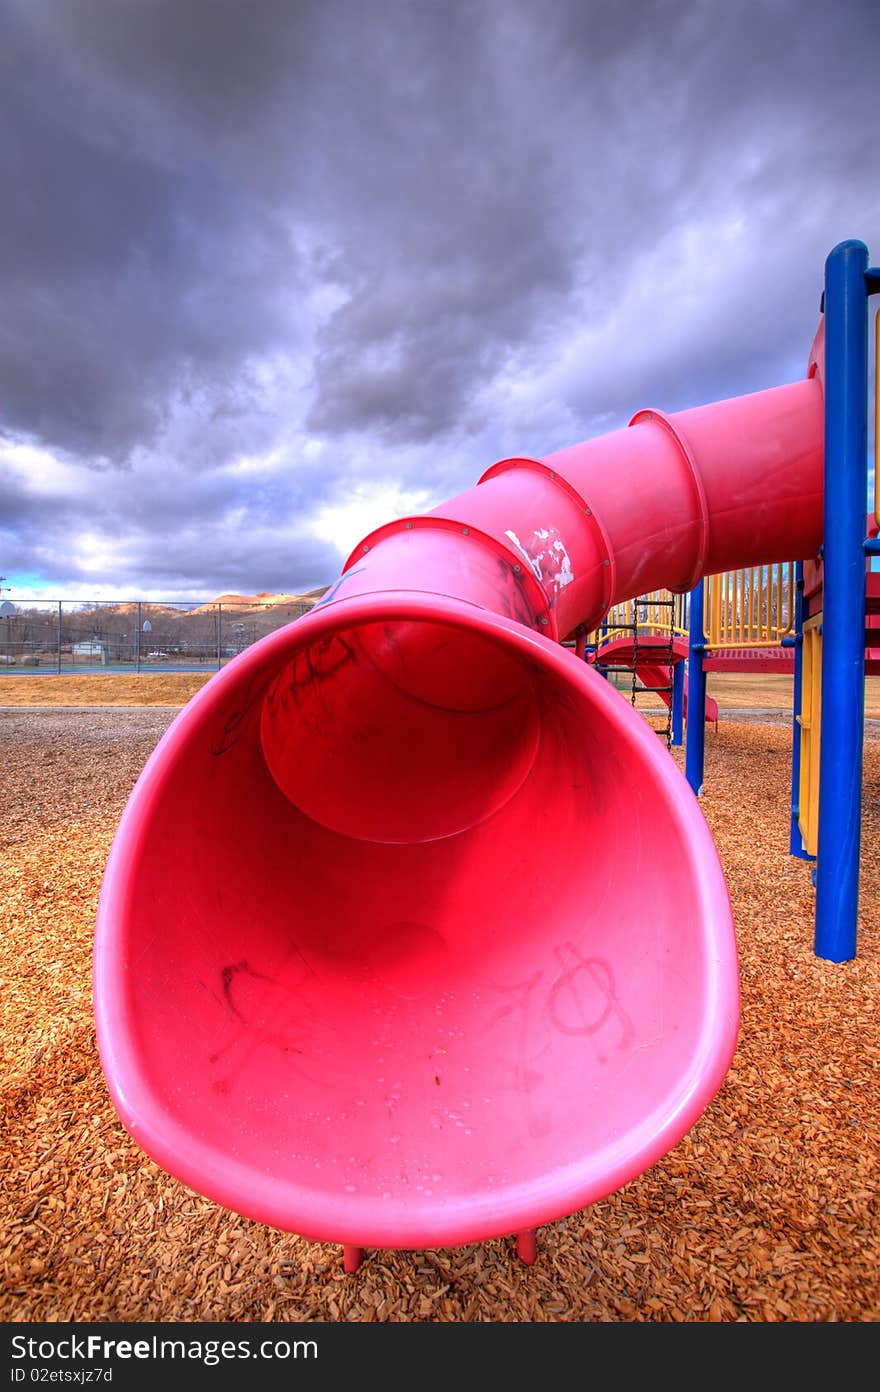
[0,61,302,461]
[1,0,878,595]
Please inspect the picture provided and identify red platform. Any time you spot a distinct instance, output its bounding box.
[589,634,720,727]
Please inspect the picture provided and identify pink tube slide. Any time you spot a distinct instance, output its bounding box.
[93,327,825,1259]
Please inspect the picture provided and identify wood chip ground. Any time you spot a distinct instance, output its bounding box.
[1,675,878,1323]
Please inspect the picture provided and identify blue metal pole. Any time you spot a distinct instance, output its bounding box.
[671,657,684,747]
[814,240,870,962]
[787,563,812,859]
[685,580,706,795]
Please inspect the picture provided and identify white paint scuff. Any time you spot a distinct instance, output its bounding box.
[505,526,575,594]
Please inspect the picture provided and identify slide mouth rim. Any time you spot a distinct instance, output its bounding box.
[93,590,740,1249]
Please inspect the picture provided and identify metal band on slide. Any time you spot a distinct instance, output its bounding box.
[480,456,617,625]
[628,409,711,593]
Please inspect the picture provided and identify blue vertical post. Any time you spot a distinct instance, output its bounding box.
[671,658,684,747]
[814,240,870,962]
[788,562,812,859]
[685,579,706,795]
[597,615,609,679]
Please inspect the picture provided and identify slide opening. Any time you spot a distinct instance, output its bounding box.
[96,601,737,1246]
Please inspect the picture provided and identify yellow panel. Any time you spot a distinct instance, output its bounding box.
[797,616,822,857]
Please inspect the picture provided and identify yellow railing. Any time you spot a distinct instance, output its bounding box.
[705,563,795,649]
[581,565,795,656]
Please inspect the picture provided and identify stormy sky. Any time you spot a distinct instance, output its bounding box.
[1,0,878,601]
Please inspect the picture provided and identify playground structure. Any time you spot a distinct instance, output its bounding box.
[585,566,797,745]
[93,240,878,1273]
[578,589,699,747]
[585,562,796,742]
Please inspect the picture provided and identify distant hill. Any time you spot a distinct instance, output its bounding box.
[188,589,328,615]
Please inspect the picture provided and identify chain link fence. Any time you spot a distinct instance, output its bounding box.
[0,598,318,673]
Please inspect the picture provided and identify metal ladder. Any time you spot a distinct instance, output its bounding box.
[630,596,677,750]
